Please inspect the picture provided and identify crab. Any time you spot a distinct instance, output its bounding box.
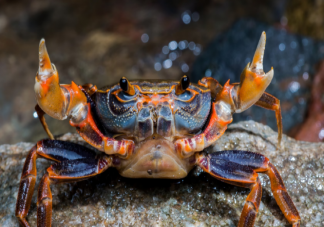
[15,32,300,227]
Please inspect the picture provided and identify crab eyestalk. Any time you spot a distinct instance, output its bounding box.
[120,77,135,96]
[34,39,87,120]
[231,31,274,113]
[175,75,190,95]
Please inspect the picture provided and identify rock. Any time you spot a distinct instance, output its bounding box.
[0,121,323,226]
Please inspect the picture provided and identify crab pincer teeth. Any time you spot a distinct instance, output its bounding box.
[38,38,55,80]
[265,67,274,80]
[250,31,266,75]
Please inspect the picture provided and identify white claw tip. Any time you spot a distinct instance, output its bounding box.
[250,32,266,75]
[265,67,274,80]
[38,38,52,76]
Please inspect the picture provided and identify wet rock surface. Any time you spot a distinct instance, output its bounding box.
[191,19,324,134]
[1,121,324,227]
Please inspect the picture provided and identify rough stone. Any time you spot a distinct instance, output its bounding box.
[1,121,323,226]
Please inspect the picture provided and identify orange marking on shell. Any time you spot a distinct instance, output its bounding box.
[151,93,160,106]
[113,89,137,103]
[174,88,199,103]
[134,84,176,94]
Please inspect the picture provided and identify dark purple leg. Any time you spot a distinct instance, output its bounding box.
[15,139,107,227]
[196,150,300,227]
[37,157,111,227]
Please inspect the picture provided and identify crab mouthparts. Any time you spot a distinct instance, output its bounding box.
[114,139,195,179]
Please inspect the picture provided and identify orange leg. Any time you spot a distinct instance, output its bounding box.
[196,150,300,227]
[15,140,111,227]
[35,105,54,140]
[255,92,282,146]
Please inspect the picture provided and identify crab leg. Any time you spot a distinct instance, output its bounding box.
[196,150,300,227]
[35,105,54,140]
[34,39,134,157]
[15,140,100,227]
[37,157,111,227]
[255,92,282,145]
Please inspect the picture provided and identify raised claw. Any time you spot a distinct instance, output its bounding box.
[231,31,274,112]
[35,39,70,120]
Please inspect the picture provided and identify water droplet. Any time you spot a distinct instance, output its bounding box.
[181,63,189,73]
[290,41,297,49]
[141,33,149,43]
[188,42,195,50]
[169,41,177,51]
[169,52,177,61]
[33,111,38,118]
[181,12,191,24]
[154,62,162,71]
[205,69,212,77]
[178,40,188,50]
[193,44,201,56]
[303,72,309,80]
[163,59,172,69]
[279,43,286,51]
[162,46,169,54]
[289,81,300,93]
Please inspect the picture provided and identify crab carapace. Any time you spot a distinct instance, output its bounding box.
[16,32,300,227]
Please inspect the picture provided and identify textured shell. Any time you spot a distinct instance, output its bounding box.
[94,80,211,142]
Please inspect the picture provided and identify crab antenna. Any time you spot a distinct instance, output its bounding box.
[250,31,266,75]
[38,38,54,80]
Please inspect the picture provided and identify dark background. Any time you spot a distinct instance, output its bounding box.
[0,0,323,144]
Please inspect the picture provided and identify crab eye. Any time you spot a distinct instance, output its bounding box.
[181,75,190,90]
[119,77,135,96]
[120,77,128,91]
[175,75,190,95]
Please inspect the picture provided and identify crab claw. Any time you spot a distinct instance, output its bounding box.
[34,39,68,120]
[233,31,274,112]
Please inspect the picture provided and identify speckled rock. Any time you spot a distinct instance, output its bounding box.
[1,121,323,227]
